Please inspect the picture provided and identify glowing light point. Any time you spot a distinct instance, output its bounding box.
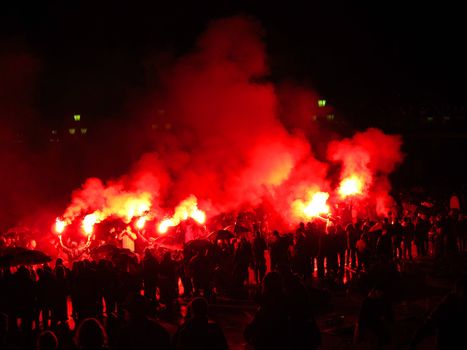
[82,213,98,236]
[338,176,364,198]
[136,216,146,230]
[292,191,330,220]
[74,114,81,121]
[158,219,174,234]
[191,208,206,224]
[303,192,330,217]
[54,218,66,234]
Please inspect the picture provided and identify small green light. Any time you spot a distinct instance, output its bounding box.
[326,114,335,121]
[69,128,76,135]
[74,114,81,122]
[318,99,326,107]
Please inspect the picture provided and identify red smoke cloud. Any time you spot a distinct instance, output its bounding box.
[327,128,404,215]
[59,16,403,230]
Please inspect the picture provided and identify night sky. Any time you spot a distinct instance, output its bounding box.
[1,1,466,127]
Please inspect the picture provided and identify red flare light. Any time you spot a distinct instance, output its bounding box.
[158,218,174,234]
[54,218,67,234]
[338,175,364,198]
[293,191,330,220]
[135,216,147,230]
[82,213,98,236]
[157,195,206,234]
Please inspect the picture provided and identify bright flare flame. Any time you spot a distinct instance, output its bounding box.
[191,208,206,224]
[54,218,67,234]
[157,195,206,234]
[62,191,152,227]
[158,218,175,234]
[293,191,330,219]
[338,175,364,198]
[82,213,99,236]
[135,216,146,230]
[303,192,330,217]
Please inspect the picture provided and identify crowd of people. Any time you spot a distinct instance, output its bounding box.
[1,200,467,349]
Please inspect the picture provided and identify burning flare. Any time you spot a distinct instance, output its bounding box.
[338,175,364,198]
[54,218,67,234]
[82,213,99,236]
[292,191,330,220]
[135,216,147,230]
[58,191,153,237]
[157,195,206,234]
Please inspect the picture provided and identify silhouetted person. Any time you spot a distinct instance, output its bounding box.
[376,228,393,262]
[402,217,414,260]
[278,265,321,349]
[354,285,394,349]
[232,237,252,295]
[37,330,58,350]
[14,266,35,335]
[142,248,159,303]
[117,294,170,350]
[75,318,108,350]
[252,230,267,285]
[270,231,289,270]
[292,228,309,278]
[325,224,338,275]
[181,245,194,297]
[159,251,178,315]
[189,249,210,297]
[335,223,347,272]
[37,268,54,329]
[98,260,117,318]
[244,272,289,350]
[315,220,327,278]
[411,276,467,349]
[414,215,429,257]
[52,265,68,326]
[356,233,370,272]
[391,219,403,259]
[174,297,228,350]
[345,222,359,269]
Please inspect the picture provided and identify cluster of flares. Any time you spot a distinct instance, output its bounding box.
[54,194,206,238]
[157,195,206,234]
[50,17,403,241]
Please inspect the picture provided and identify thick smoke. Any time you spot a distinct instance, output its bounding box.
[61,16,403,229]
[327,128,404,215]
[157,16,321,213]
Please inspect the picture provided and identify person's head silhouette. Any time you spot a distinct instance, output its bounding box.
[75,318,107,350]
[37,330,58,350]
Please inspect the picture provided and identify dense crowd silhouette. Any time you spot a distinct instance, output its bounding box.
[1,197,467,349]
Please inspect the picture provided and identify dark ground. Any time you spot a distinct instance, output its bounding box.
[156,254,466,349]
